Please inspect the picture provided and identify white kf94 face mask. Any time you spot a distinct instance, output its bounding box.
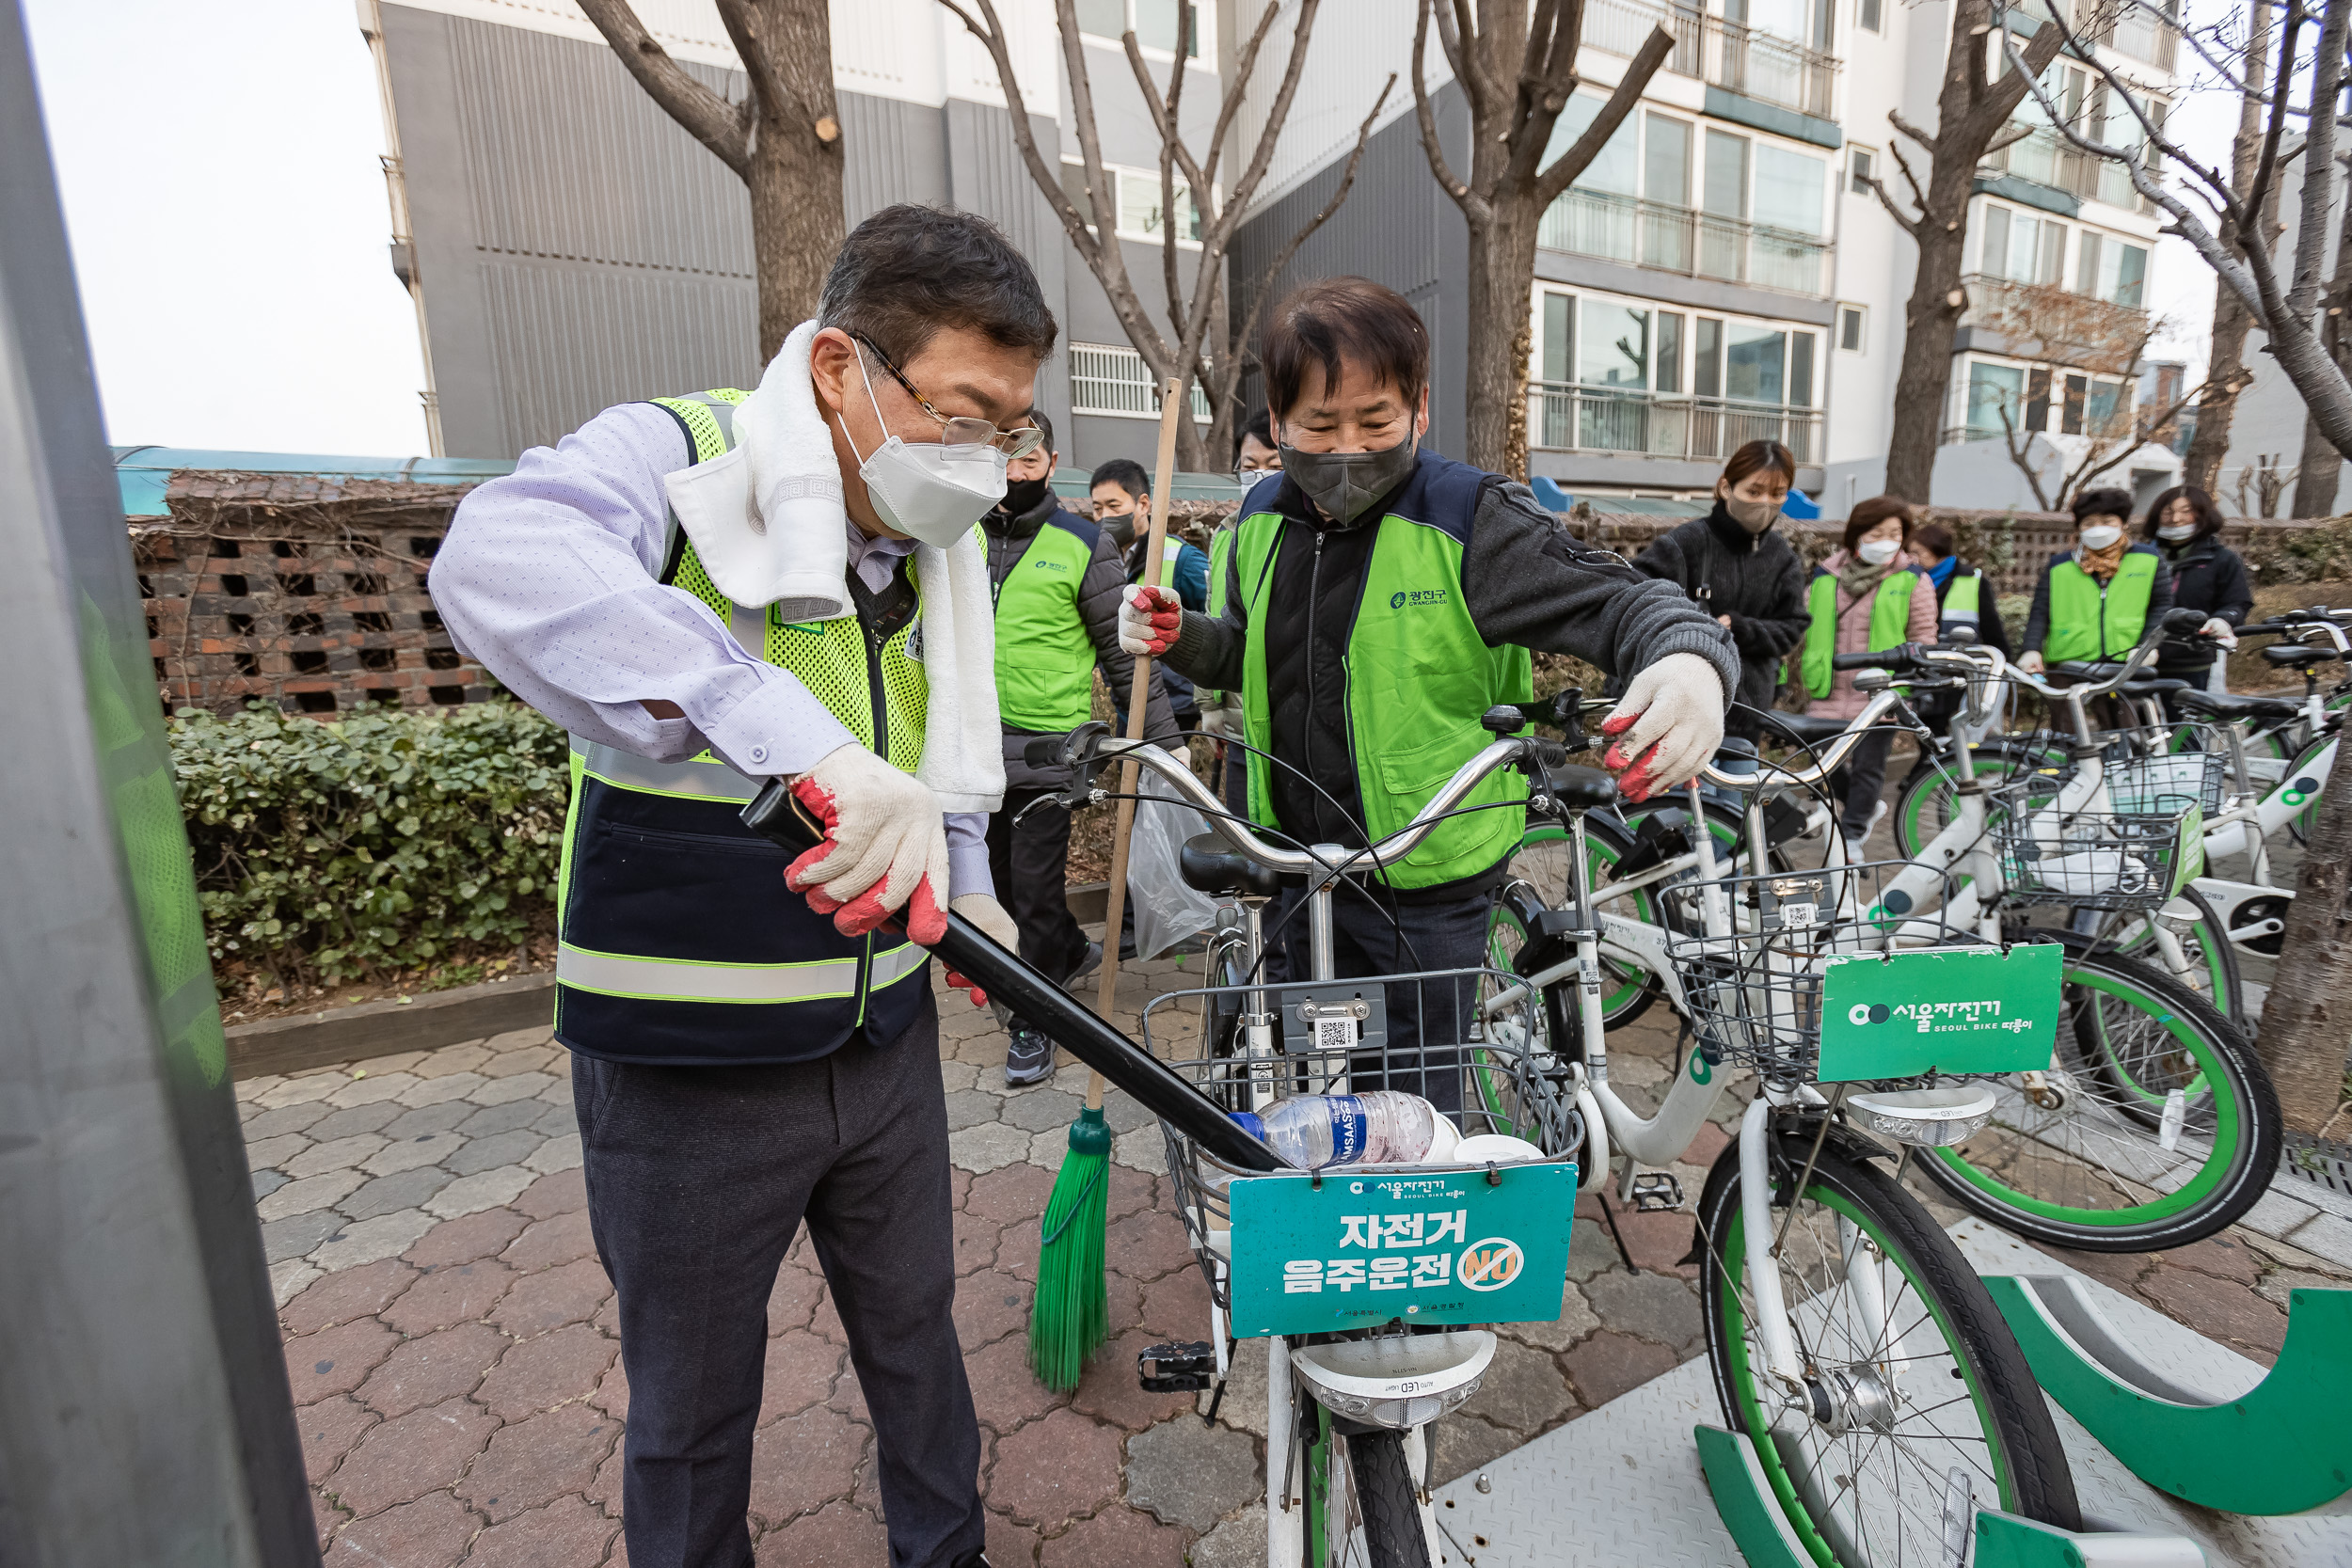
[2078,524,2123,551]
[1856,538,1899,566]
[837,345,1009,548]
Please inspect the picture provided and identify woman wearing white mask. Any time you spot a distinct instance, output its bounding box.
[2144,484,2250,694]
[2018,486,2174,675]
[1798,495,1938,857]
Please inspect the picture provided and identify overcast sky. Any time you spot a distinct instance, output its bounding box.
[24,0,429,457]
[24,0,2248,457]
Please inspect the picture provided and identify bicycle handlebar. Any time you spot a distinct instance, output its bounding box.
[1692,686,1919,789]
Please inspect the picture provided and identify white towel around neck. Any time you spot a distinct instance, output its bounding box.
[662,320,1006,812]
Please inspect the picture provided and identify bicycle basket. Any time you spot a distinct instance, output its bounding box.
[1990,777,2199,913]
[1140,966,1582,1317]
[2105,751,2227,815]
[1661,862,1972,1085]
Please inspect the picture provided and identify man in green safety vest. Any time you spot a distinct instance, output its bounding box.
[981,408,1176,1085]
[431,205,1044,1568]
[2020,486,2174,673]
[1119,277,1738,1108]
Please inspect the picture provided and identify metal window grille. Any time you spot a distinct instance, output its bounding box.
[1069,342,1211,420]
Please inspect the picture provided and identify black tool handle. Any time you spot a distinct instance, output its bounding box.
[740,779,1283,1172]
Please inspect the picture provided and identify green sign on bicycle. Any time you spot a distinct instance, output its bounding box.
[1225,1161,1578,1338]
[1816,942,2062,1083]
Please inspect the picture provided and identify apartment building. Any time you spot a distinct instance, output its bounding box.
[1229,0,2183,509]
[361,0,1221,466]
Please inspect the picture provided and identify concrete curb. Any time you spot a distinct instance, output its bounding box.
[229,882,1119,1079]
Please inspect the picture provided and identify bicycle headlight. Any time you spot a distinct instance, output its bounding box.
[1848,1085,1998,1148]
[1290,1331,1496,1432]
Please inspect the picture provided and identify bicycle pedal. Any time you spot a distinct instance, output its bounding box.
[1629,1172,1685,1212]
[1136,1341,1216,1393]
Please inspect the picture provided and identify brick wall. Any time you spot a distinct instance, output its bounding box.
[136,471,490,718]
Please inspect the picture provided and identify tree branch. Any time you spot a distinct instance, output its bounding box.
[1412,1,1484,218]
[1995,402,2054,512]
[575,0,749,176]
[1534,26,1673,205]
[1196,0,1283,196]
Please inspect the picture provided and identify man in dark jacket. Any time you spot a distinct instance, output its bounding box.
[1629,472,1810,746]
[983,411,1177,1084]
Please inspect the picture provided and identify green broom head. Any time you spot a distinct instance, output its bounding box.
[1027,1105,1112,1391]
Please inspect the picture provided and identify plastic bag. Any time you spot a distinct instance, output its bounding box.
[1125,767,1220,959]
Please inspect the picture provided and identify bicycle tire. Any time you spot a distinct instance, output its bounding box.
[1493,816,1661,1030]
[2092,882,2245,1026]
[1912,941,2281,1251]
[1697,1135,2080,1565]
[1345,1429,1433,1568]
[1893,739,2059,860]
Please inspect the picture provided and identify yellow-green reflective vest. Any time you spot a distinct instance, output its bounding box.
[1801,567,1920,701]
[552,389,933,1065]
[991,515,1100,731]
[2044,550,2157,662]
[1938,566,1983,641]
[1198,523,1236,706]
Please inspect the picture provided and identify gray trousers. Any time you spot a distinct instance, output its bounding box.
[574,990,983,1568]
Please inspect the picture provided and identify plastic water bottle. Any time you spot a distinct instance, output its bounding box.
[1242,1092,1443,1168]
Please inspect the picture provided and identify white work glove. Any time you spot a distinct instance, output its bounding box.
[945,893,1018,1008]
[1120,584,1184,657]
[784,743,950,943]
[1599,653,1728,802]
[2018,651,2045,674]
[2200,616,2239,651]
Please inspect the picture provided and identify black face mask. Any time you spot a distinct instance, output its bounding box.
[1000,476,1052,516]
[1100,511,1139,549]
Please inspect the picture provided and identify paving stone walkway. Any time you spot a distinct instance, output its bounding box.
[245,954,2352,1566]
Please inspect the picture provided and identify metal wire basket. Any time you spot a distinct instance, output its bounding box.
[1661,862,1973,1085]
[1141,966,1583,1316]
[2106,750,2228,815]
[1989,776,2200,913]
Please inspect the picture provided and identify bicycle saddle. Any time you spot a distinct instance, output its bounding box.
[2174,689,2305,722]
[2048,660,2126,683]
[1757,711,1853,747]
[2263,643,2335,669]
[2119,675,2193,696]
[1179,832,1283,900]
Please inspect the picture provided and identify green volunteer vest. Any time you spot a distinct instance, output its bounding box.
[1199,523,1236,706]
[991,518,1098,731]
[1235,507,1532,889]
[1802,568,1920,700]
[2045,551,2157,662]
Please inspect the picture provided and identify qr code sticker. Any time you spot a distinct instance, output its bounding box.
[1313,1016,1359,1053]
[1780,901,1819,928]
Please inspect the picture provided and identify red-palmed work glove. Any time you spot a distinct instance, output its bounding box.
[1599,653,1727,802]
[785,743,950,944]
[1119,584,1184,657]
[946,893,1019,1007]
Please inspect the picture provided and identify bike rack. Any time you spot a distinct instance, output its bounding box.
[1986,1274,2352,1517]
[1694,1425,2206,1566]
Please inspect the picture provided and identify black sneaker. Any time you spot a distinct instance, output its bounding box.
[1064,940,1104,990]
[1005,1023,1054,1087]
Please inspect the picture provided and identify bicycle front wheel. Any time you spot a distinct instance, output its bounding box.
[1345,1429,1433,1568]
[2091,883,2245,1026]
[1493,816,1661,1029]
[1699,1136,2080,1565]
[1893,740,2058,859]
[1913,942,2281,1251]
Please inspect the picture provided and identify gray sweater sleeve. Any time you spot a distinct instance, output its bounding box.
[1163,539,1249,691]
[1463,482,1741,703]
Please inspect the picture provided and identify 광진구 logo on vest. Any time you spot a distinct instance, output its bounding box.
[1389,587,1452,610]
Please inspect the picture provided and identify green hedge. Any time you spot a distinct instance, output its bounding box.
[173,703,569,983]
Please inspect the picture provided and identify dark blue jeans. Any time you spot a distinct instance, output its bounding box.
[1272,880,1497,1117]
[574,991,983,1568]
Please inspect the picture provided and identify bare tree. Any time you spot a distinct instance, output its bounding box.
[2010,0,2352,1129]
[1408,2,1677,478]
[938,0,1393,470]
[2293,152,2352,515]
[2230,451,2299,515]
[574,0,843,363]
[2184,0,2277,494]
[1862,0,2068,502]
[1993,383,2201,512]
[1977,288,2196,508]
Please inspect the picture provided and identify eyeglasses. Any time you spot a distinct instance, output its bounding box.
[851,332,1046,460]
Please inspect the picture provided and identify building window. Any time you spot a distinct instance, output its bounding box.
[1075,0,1198,56]
[1070,342,1209,420]
[1059,159,1203,245]
[1838,304,1867,353]
[1966,361,2026,441]
[1848,146,1875,195]
[1859,0,1883,31]
[1977,203,2065,285]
